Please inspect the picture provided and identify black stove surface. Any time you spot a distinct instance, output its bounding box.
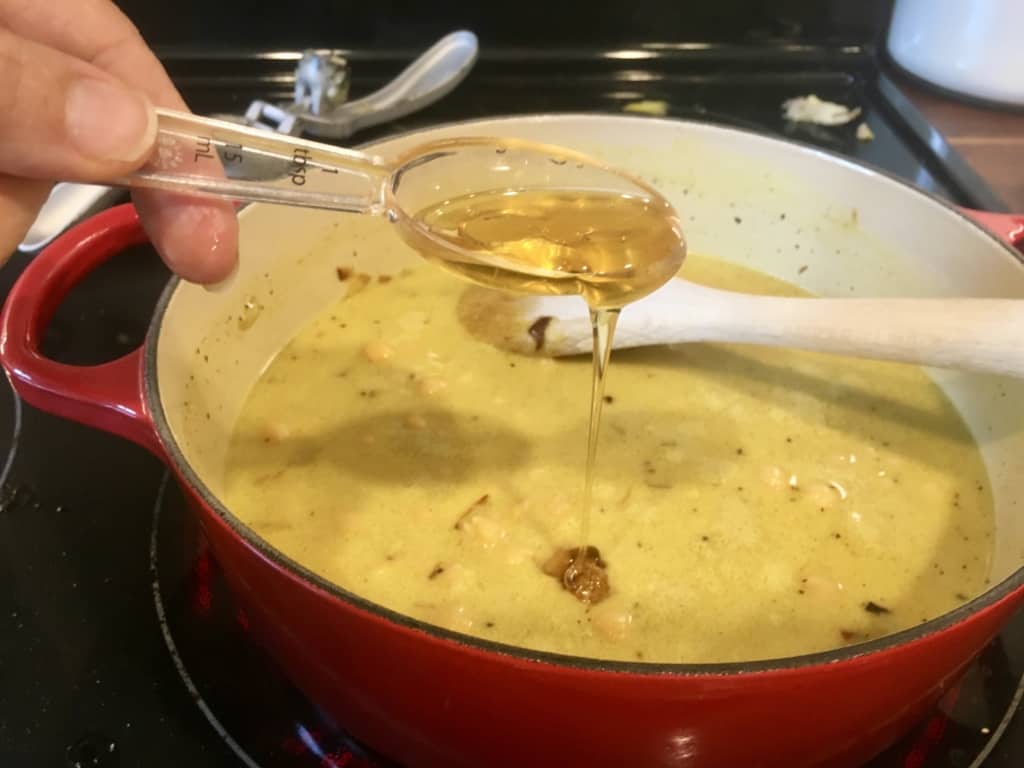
[1,43,1021,767]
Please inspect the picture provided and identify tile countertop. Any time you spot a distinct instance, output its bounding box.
[898,78,1024,212]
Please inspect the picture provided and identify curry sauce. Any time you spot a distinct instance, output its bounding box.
[223,256,994,663]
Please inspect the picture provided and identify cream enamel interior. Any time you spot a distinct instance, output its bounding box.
[153,115,1024,600]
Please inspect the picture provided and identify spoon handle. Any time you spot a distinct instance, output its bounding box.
[639,282,1024,378]
[115,109,390,214]
[332,31,479,136]
[529,280,1024,378]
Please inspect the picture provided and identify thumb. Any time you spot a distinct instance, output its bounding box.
[65,78,155,168]
[0,27,155,180]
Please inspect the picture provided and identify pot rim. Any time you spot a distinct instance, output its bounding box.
[143,111,1024,676]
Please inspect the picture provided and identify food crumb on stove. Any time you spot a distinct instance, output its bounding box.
[856,122,875,142]
[782,94,862,125]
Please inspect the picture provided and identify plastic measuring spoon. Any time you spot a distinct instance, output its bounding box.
[114,108,685,305]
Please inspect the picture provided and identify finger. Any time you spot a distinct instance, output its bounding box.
[1,1,240,284]
[0,175,53,259]
[0,0,185,109]
[0,27,156,179]
[132,194,239,284]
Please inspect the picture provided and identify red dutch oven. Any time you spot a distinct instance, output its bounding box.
[3,115,1024,768]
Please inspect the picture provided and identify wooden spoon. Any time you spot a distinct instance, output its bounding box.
[462,277,1024,378]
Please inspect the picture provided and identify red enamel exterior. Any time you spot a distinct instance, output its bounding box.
[960,209,1024,250]
[3,202,1024,768]
[0,206,160,455]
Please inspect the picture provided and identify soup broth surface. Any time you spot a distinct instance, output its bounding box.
[223,255,994,663]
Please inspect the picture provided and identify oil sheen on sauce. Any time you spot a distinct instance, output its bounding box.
[412,187,685,601]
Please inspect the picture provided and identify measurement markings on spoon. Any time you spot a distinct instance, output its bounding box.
[222,143,243,163]
[289,147,312,186]
[194,135,215,163]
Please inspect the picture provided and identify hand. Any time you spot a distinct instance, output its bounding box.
[0,0,238,283]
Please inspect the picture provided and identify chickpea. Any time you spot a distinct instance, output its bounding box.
[806,482,838,509]
[419,376,448,396]
[591,605,634,642]
[762,465,787,490]
[405,414,428,430]
[263,422,290,442]
[363,340,394,363]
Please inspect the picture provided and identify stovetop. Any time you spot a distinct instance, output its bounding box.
[1,42,1021,767]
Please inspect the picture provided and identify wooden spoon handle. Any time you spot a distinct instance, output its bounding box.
[599,280,1024,378]
[536,281,1024,378]
[678,293,1024,377]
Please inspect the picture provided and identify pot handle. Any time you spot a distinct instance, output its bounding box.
[0,203,163,456]
[960,209,1024,250]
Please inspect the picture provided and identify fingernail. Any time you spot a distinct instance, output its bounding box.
[203,256,240,293]
[66,79,156,163]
